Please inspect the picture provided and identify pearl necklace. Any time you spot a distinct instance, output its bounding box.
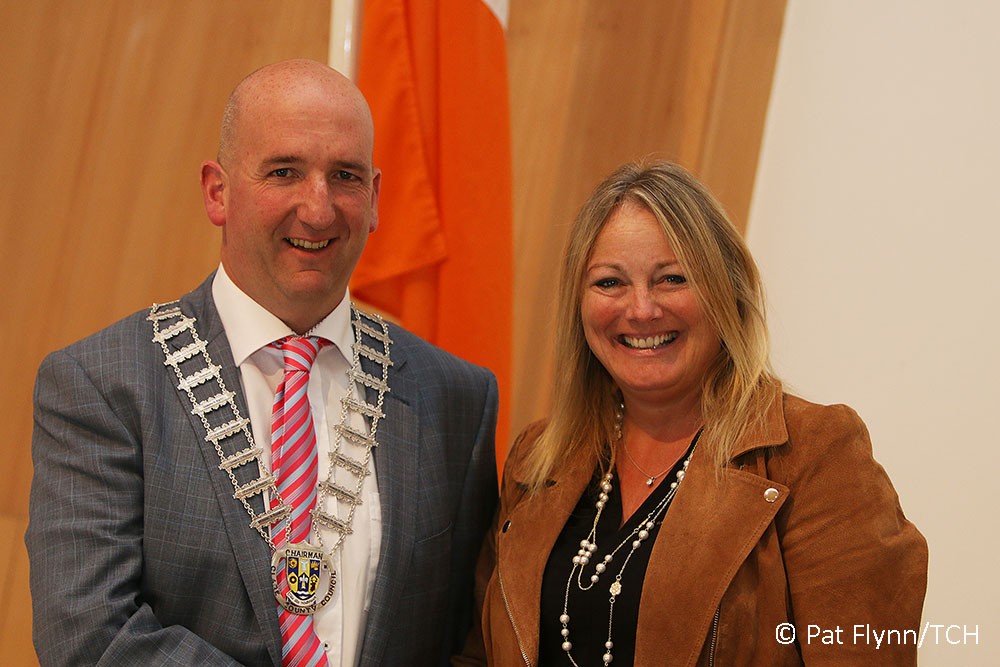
[558,439,697,666]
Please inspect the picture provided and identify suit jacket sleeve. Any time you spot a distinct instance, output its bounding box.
[26,346,247,667]
[442,370,500,664]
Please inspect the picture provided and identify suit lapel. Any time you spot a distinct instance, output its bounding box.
[358,342,419,666]
[172,279,283,665]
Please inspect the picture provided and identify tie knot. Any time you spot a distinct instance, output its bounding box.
[274,336,328,372]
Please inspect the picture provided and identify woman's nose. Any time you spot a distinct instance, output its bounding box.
[624,286,663,320]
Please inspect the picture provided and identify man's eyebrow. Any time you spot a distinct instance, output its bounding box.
[259,156,370,173]
[260,155,302,166]
[331,160,371,173]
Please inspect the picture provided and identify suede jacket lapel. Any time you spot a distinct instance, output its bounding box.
[637,387,791,665]
[634,454,788,664]
[493,443,595,662]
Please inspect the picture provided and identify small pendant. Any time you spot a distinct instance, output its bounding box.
[271,543,337,615]
[646,477,655,486]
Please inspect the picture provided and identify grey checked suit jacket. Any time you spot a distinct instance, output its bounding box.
[26,275,499,666]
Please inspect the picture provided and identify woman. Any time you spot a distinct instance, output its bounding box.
[458,161,927,666]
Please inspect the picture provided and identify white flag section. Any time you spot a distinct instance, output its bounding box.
[327,0,506,77]
[482,0,509,28]
[328,0,360,77]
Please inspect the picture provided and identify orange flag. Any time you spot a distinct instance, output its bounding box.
[353,0,513,459]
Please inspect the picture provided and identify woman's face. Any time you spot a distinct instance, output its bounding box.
[580,202,720,408]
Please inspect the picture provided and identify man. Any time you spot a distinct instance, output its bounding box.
[26,59,498,667]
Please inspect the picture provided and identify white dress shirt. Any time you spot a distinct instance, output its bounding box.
[212,266,381,666]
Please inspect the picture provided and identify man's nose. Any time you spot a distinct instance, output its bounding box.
[297,176,336,228]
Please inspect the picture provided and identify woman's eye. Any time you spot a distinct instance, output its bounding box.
[594,278,619,289]
[661,274,687,285]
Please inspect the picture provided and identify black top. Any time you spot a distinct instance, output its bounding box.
[538,441,695,666]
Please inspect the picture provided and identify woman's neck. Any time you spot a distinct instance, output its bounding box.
[621,390,702,446]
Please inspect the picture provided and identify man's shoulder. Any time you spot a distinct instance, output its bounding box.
[55,307,161,359]
[33,306,171,403]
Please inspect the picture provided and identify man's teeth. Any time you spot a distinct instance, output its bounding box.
[288,238,330,250]
[622,333,678,349]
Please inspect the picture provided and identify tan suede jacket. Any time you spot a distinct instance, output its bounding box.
[456,389,928,666]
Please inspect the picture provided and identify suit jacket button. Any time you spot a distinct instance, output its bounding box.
[764,487,780,503]
[502,520,511,533]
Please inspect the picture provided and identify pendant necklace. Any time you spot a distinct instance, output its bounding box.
[622,440,675,486]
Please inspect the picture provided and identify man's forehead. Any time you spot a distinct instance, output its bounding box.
[234,103,372,151]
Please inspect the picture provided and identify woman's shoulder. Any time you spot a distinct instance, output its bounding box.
[769,391,878,480]
[779,392,870,448]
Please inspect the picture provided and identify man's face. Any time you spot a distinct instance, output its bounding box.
[203,73,380,333]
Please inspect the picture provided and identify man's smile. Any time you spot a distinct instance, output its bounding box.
[287,237,331,250]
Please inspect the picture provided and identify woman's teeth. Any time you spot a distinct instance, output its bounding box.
[622,332,678,349]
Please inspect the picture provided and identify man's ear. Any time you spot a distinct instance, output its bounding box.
[368,168,382,233]
[201,160,228,227]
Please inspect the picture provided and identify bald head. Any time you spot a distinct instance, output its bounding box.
[200,58,381,333]
[217,59,374,167]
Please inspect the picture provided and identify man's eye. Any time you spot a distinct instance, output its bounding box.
[270,168,292,178]
[335,170,358,181]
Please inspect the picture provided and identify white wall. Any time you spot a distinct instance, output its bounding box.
[747,1,999,664]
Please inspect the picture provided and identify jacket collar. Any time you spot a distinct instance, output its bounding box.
[730,381,788,460]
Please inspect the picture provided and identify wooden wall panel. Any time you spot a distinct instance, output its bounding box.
[0,516,32,666]
[507,0,786,436]
[699,0,788,231]
[0,1,330,663]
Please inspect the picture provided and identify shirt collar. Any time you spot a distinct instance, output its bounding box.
[211,264,355,366]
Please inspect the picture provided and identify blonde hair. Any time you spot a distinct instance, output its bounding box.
[521,160,776,490]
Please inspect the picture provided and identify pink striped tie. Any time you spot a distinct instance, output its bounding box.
[271,336,330,667]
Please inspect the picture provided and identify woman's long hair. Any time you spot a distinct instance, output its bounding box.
[520,160,776,491]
